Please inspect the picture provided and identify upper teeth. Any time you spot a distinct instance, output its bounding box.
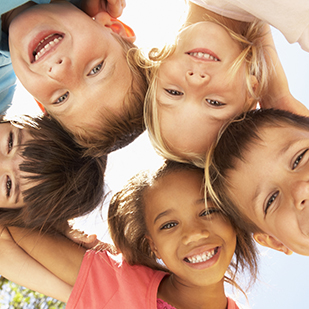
[188,52,219,61]
[186,248,216,264]
[34,35,63,62]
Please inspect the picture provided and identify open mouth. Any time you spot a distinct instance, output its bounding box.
[186,49,220,62]
[184,246,219,264]
[32,33,63,62]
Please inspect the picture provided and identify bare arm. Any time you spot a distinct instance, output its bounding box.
[8,227,86,287]
[0,227,72,303]
[259,24,309,116]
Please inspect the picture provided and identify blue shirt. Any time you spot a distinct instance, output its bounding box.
[0,0,51,114]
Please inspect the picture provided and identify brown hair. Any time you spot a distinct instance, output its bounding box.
[67,36,149,157]
[108,160,258,290]
[0,116,106,233]
[206,108,309,234]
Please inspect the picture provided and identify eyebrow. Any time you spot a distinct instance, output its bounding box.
[14,128,23,205]
[14,182,20,204]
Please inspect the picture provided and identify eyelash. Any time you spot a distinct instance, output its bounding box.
[6,176,12,198]
[7,131,13,153]
[292,149,308,170]
[53,91,69,105]
[164,89,184,96]
[88,62,103,76]
[206,99,225,107]
[265,191,279,215]
[160,222,178,230]
[200,208,220,217]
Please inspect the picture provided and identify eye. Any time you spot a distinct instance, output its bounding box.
[206,99,225,107]
[6,176,12,198]
[160,222,178,230]
[265,191,279,215]
[53,91,69,105]
[7,131,13,154]
[164,89,184,96]
[292,149,308,170]
[200,208,220,217]
[88,62,103,76]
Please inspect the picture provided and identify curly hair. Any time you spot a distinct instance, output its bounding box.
[108,160,259,291]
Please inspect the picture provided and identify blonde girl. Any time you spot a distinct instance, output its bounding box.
[140,1,307,167]
[10,161,259,308]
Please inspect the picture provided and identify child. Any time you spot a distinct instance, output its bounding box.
[10,161,259,308]
[142,1,308,167]
[0,115,106,233]
[6,0,147,155]
[206,108,309,256]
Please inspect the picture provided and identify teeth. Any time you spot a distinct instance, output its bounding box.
[34,35,63,61]
[188,52,219,61]
[186,248,217,264]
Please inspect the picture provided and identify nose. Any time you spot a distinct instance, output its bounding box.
[291,180,309,210]
[186,69,210,86]
[47,56,74,83]
[182,222,210,245]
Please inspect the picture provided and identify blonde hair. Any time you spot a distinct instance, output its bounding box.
[142,16,269,167]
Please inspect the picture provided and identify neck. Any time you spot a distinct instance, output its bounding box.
[184,2,246,34]
[158,275,228,309]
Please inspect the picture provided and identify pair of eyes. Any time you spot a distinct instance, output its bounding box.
[53,61,104,105]
[160,208,221,230]
[264,148,309,215]
[164,89,225,107]
[6,131,14,198]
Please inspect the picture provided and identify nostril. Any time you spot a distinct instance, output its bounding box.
[301,200,306,205]
[188,72,194,76]
[57,59,63,64]
[200,74,205,78]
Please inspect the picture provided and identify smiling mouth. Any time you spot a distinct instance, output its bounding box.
[33,33,63,62]
[187,52,220,61]
[184,247,219,264]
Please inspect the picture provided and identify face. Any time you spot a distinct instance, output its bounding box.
[9,2,132,133]
[145,169,236,287]
[0,122,32,208]
[228,124,309,255]
[156,22,251,156]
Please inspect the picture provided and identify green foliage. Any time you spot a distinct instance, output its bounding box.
[0,276,66,308]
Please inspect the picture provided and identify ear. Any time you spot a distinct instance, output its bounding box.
[145,235,161,259]
[253,233,293,255]
[93,12,136,43]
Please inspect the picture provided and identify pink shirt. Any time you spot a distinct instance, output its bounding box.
[67,250,240,309]
[66,250,166,309]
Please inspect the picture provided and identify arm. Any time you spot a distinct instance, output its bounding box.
[8,226,87,287]
[259,24,309,116]
[81,0,126,18]
[0,227,72,303]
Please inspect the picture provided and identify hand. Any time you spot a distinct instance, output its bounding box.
[65,227,99,249]
[81,0,126,18]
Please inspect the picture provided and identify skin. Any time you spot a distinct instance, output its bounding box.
[228,124,309,255]
[157,21,252,156]
[9,1,133,133]
[145,170,236,309]
[0,122,31,209]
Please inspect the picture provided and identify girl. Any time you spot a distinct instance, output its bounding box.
[141,1,308,167]
[10,161,259,308]
[206,108,309,256]
[6,0,147,156]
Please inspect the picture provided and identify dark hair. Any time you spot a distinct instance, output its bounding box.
[207,108,309,234]
[109,160,258,290]
[0,116,106,233]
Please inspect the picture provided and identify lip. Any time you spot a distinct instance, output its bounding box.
[186,48,220,62]
[183,246,221,270]
[28,30,64,63]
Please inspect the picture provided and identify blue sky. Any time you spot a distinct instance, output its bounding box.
[10,1,309,308]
